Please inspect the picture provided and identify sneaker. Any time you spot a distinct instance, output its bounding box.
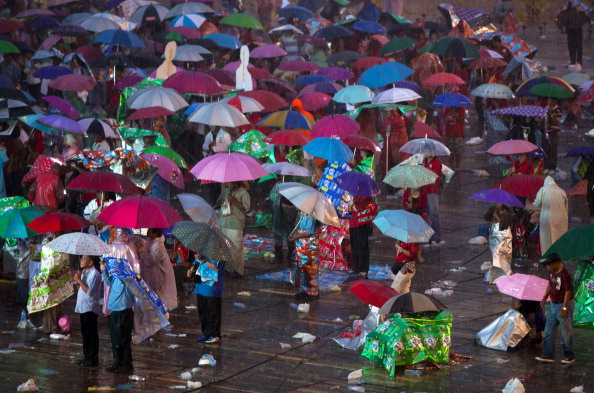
[205,337,221,344]
[575,63,582,72]
[561,358,576,364]
[196,334,207,342]
[81,360,98,367]
[535,356,554,363]
[438,240,446,245]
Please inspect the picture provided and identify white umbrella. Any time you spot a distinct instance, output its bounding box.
[79,16,121,33]
[62,12,92,26]
[130,4,170,24]
[177,193,219,227]
[188,102,249,128]
[173,45,205,62]
[47,233,112,256]
[262,162,310,177]
[89,13,138,31]
[269,25,303,35]
[220,95,264,113]
[77,118,117,138]
[127,87,189,112]
[373,210,434,243]
[400,137,451,157]
[169,13,206,29]
[371,87,422,105]
[164,2,215,19]
[176,44,212,56]
[470,83,515,99]
[278,182,339,226]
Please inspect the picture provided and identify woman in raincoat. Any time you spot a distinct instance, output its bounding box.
[485,205,513,283]
[533,176,568,254]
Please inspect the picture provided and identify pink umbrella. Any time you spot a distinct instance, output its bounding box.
[297,82,343,96]
[43,95,80,120]
[97,195,183,229]
[278,60,320,72]
[114,75,144,90]
[126,107,175,121]
[49,74,96,91]
[412,121,441,139]
[39,34,62,50]
[169,26,201,39]
[162,71,223,95]
[140,153,184,189]
[250,44,287,58]
[310,114,360,138]
[190,152,268,182]
[222,61,255,72]
[496,273,549,301]
[299,92,332,111]
[486,140,539,155]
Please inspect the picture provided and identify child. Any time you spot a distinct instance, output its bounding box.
[73,255,102,367]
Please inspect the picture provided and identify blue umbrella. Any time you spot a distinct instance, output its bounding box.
[357,62,413,88]
[203,33,242,50]
[356,1,380,21]
[352,20,385,34]
[105,0,126,10]
[304,138,354,162]
[393,80,422,94]
[31,16,60,28]
[431,93,472,107]
[95,29,145,48]
[0,75,14,89]
[373,210,434,243]
[33,65,72,79]
[314,25,353,39]
[19,114,58,135]
[295,74,331,86]
[469,189,524,208]
[567,146,594,157]
[279,6,315,21]
[335,171,380,197]
[333,85,375,104]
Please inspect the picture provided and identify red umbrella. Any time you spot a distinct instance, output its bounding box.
[249,68,273,80]
[126,107,175,121]
[299,92,332,111]
[236,124,271,136]
[203,69,235,87]
[66,171,141,195]
[75,46,103,62]
[42,95,80,120]
[162,71,223,95]
[239,90,288,112]
[353,56,387,70]
[412,121,441,139]
[295,34,327,47]
[422,72,465,87]
[258,78,297,98]
[50,74,96,91]
[339,134,381,152]
[349,279,398,308]
[97,195,183,229]
[28,212,91,233]
[311,114,360,138]
[265,129,311,146]
[492,175,544,199]
[168,26,201,39]
[277,60,320,72]
[140,153,184,189]
[0,20,25,33]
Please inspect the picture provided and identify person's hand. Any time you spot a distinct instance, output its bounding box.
[540,297,547,309]
[187,268,192,278]
[73,270,81,282]
[100,262,106,272]
[559,308,567,318]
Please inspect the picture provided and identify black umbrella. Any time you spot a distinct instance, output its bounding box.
[52,25,88,37]
[314,25,353,39]
[172,221,238,262]
[0,88,35,103]
[378,292,447,315]
[326,50,364,64]
[0,99,37,119]
[297,0,327,12]
[429,36,480,59]
[92,54,134,68]
[128,51,162,68]
[187,38,219,51]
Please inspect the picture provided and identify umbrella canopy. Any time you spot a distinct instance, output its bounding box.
[177,193,219,226]
[0,206,45,238]
[67,171,140,194]
[49,74,96,91]
[492,175,544,199]
[202,33,242,50]
[543,224,594,260]
[373,209,434,243]
[79,15,121,32]
[339,134,381,152]
[278,182,339,226]
[298,82,343,96]
[251,44,287,58]
[295,34,328,47]
[140,153,184,189]
[333,85,375,104]
[265,129,310,146]
[277,60,320,72]
[98,195,183,229]
[142,146,187,168]
[295,74,331,86]
[163,71,222,95]
[567,146,594,157]
[310,114,360,138]
[130,4,169,24]
[127,87,188,112]
[279,6,315,21]
[383,163,438,189]
[172,221,237,261]
[239,90,288,112]
[37,115,86,134]
[34,65,71,79]
[431,93,472,107]
[379,37,418,55]
[219,12,264,29]
[471,83,515,99]
[496,273,549,301]
[529,84,576,99]
[349,279,398,308]
[327,50,365,65]
[491,105,548,118]
[262,162,310,177]
[126,107,175,121]
[378,292,447,315]
[316,67,354,81]
[304,138,354,162]
[400,137,450,156]
[164,2,214,19]
[487,140,538,155]
[259,110,316,130]
[429,36,480,58]
[0,40,20,54]
[352,20,385,34]
[190,152,268,182]
[357,62,414,88]
[95,29,144,48]
[42,96,80,120]
[28,212,91,233]
[335,171,380,197]
[371,88,421,105]
[299,92,332,111]
[170,13,206,29]
[469,189,524,208]
[515,76,575,97]
[422,72,465,87]
[412,122,441,139]
[47,232,112,255]
[221,95,265,113]
[188,102,249,128]
[78,119,116,139]
[314,25,352,39]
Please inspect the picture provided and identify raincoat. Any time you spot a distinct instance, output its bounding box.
[533,176,568,254]
[489,222,512,277]
[28,170,65,212]
[138,236,177,311]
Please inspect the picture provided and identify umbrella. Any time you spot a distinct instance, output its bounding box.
[61,11,91,25]
[279,6,315,21]
[239,90,288,112]
[371,88,421,105]
[0,40,19,54]
[169,26,202,40]
[31,16,59,28]
[177,193,219,226]
[262,162,310,177]
[0,98,36,119]
[75,46,103,62]
[298,82,343,96]
[357,62,414,88]
[304,138,354,162]
[335,171,380,197]
[190,152,268,182]
[349,279,398,308]
[352,20,385,34]
[79,15,121,33]
[471,83,515,99]
[0,20,24,34]
[487,140,538,155]
[327,50,365,65]
[16,8,56,18]
[515,76,575,97]
[219,12,264,29]
[172,221,237,261]
[316,67,354,81]
[37,115,86,134]
[0,75,14,89]
[400,137,450,156]
[429,36,480,58]
[469,189,524,208]
[383,163,438,189]
[567,146,594,157]
[563,72,590,86]
[379,37,418,55]
[28,212,91,233]
[373,209,434,243]
[431,93,472,107]
[529,84,576,99]
[259,110,316,130]
[97,195,183,229]
[469,57,508,69]
[311,114,360,138]
[422,72,465,87]
[42,96,80,120]
[295,74,331,86]
[140,153,184,189]
[0,206,44,238]
[202,33,242,50]
[33,65,71,79]
[251,44,287,59]
[278,182,339,226]
[543,224,594,260]
[496,274,549,301]
[295,34,328,47]
[339,134,380,152]
[142,146,187,169]
[412,122,441,139]
[333,85,375,104]
[46,232,111,256]
[163,71,222,95]
[114,75,144,90]
[567,180,587,196]
[492,175,544,199]
[299,92,332,111]
[49,74,96,91]
[221,96,264,113]
[188,102,249,128]
[314,25,352,39]
[265,129,310,146]
[52,25,87,37]
[278,60,320,72]
[471,33,536,58]
[491,105,548,118]
[164,2,214,19]
[95,29,144,48]
[67,171,140,195]
[176,43,212,56]
[78,118,117,138]
[130,4,169,24]
[126,107,175,121]
[127,87,188,112]
[378,292,447,315]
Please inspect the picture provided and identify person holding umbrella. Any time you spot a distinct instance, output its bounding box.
[289,211,320,300]
[216,182,250,276]
[421,145,444,245]
[347,195,377,278]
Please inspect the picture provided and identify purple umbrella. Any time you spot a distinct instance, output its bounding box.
[297,82,343,96]
[491,105,548,118]
[37,115,86,135]
[316,66,354,81]
[31,16,60,28]
[278,60,320,72]
[222,61,255,72]
[34,65,72,80]
[469,189,524,208]
[335,171,380,197]
[393,80,422,95]
[43,96,81,120]
[296,34,328,47]
[250,44,287,59]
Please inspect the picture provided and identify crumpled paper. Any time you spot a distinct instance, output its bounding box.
[17,379,39,392]
[502,378,525,393]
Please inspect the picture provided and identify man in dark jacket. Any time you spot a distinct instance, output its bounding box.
[563,3,590,71]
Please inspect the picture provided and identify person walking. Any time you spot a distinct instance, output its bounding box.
[562,3,589,71]
[422,147,444,245]
[533,176,568,254]
[217,182,250,276]
[535,253,575,364]
[348,195,377,278]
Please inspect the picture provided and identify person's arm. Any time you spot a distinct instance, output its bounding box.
[73,271,89,293]
[560,288,573,318]
[540,282,551,309]
[101,264,114,287]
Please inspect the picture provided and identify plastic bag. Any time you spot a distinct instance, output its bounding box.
[17,379,39,392]
[475,309,530,351]
[221,200,232,216]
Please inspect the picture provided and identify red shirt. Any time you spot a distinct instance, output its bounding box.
[444,107,466,138]
[513,160,534,175]
[349,196,376,228]
[548,267,574,303]
[402,188,428,215]
[395,242,419,263]
[422,157,442,195]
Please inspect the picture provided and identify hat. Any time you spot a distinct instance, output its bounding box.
[541,253,562,266]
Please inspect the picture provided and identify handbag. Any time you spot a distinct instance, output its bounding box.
[221,200,232,216]
[189,262,202,284]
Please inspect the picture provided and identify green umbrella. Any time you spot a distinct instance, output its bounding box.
[543,224,594,261]
[118,127,167,146]
[0,196,30,212]
[172,221,238,262]
[228,129,268,156]
[142,145,187,168]
[0,40,20,54]
[529,83,575,99]
[0,206,44,239]
[429,36,479,59]
[219,13,264,29]
[390,14,413,24]
[380,37,418,56]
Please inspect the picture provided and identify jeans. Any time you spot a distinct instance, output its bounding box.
[427,193,441,242]
[542,301,575,360]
